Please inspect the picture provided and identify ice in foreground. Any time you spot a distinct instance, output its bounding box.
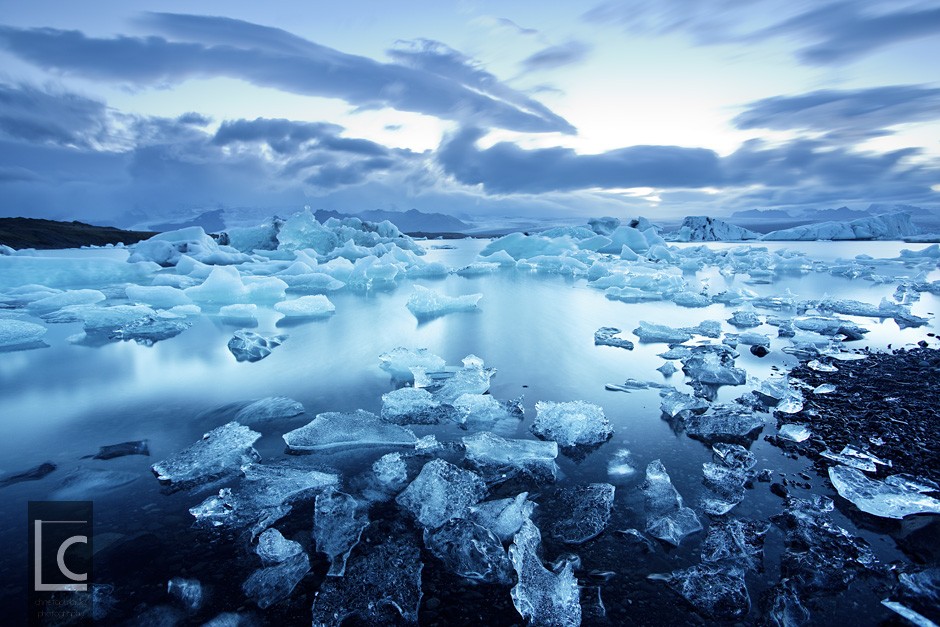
[652,565,750,621]
[509,518,581,627]
[531,400,613,448]
[243,552,310,609]
[424,518,513,583]
[227,330,288,362]
[274,295,335,318]
[406,285,481,319]
[463,432,558,483]
[314,488,369,576]
[469,493,535,542]
[151,422,261,490]
[283,410,416,452]
[548,483,616,544]
[641,460,702,546]
[311,534,423,626]
[396,459,487,529]
[828,465,940,519]
[0,319,47,349]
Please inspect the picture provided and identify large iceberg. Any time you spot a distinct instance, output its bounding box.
[762,212,919,241]
[129,227,252,266]
[675,216,760,242]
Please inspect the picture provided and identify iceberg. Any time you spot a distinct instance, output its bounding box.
[762,212,919,241]
[0,254,159,289]
[509,518,581,627]
[463,432,558,483]
[274,294,335,318]
[675,216,760,242]
[151,422,261,490]
[641,460,702,546]
[0,319,47,349]
[378,347,446,383]
[314,488,369,576]
[130,227,252,267]
[183,266,250,303]
[531,400,613,448]
[406,285,481,319]
[283,410,416,453]
[547,483,616,544]
[27,288,106,312]
[594,326,634,350]
[396,459,487,529]
[424,518,512,583]
[227,330,288,362]
[310,534,423,626]
[828,465,940,519]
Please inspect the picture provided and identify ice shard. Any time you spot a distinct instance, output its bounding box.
[227,330,287,362]
[468,493,535,542]
[509,519,581,627]
[828,465,940,519]
[462,432,558,483]
[283,410,417,452]
[531,400,613,448]
[547,483,616,544]
[314,488,369,577]
[641,460,702,546]
[396,459,487,529]
[424,518,512,583]
[151,422,261,490]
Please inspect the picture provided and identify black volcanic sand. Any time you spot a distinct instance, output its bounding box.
[769,342,940,485]
[0,217,157,249]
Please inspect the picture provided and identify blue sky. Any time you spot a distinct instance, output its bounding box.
[0,0,938,226]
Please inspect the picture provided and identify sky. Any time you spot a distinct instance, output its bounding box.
[0,0,939,227]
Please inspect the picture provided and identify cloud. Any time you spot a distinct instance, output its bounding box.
[0,14,574,134]
[521,41,591,72]
[437,127,722,193]
[0,81,113,148]
[494,17,539,37]
[583,0,940,65]
[734,85,940,140]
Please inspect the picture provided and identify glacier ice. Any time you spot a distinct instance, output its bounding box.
[684,403,764,443]
[167,577,204,612]
[653,564,750,621]
[531,400,613,448]
[659,388,709,418]
[468,493,535,542]
[675,216,760,242]
[184,266,250,303]
[406,285,481,319]
[27,288,105,312]
[727,310,762,328]
[130,227,252,267]
[761,212,919,241]
[463,432,558,483]
[151,422,261,490]
[372,452,408,492]
[314,488,369,576]
[227,330,288,362]
[632,320,720,344]
[256,528,304,565]
[547,483,616,544]
[396,458,486,529]
[509,518,581,627]
[243,551,310,610]
[310,534,423,626]
[701,519,766,572]
[0,254,159,289]
[412,354,495,404]
[0,319,47,349]
[274,294,335,318]
[452,393,523,429]
[233,397,305,424]
[828,465,940,519]
[681,345,747,389]
[641,460,702,546]
[380,386,447,425]
[594,326,634,350]
[820,445,890,472]
[607,448,637,479]
[701,462,748,515]
[424,518,512,583]
[218,303,258,321]
[283,410,416,452]
[378,347,446,383]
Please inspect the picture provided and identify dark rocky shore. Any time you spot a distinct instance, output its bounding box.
[0,217,157,250]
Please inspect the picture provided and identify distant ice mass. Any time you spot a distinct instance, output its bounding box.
[675,216,760,242]
[761,212,919,241]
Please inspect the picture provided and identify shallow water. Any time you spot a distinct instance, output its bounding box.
[0,238,938,625]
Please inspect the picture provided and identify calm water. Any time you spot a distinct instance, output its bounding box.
[0,238,938,625]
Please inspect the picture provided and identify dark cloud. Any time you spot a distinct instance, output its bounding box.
[437,127,722,193]
[521,41,591,72]
[177,112,211,126]
[0,81,111,148]
[734,85,940,140]
[583,0,940,65]
[0,15,575,134]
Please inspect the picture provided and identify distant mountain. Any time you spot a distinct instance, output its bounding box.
[796,206,871,221]
[149,209,227,233]
[314,208,470,233]
[730,209,793,221]
[0,217,156,250]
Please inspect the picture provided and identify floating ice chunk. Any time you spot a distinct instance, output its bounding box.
[315,488,369,577]
[424,518,512,583]
[223,217,281,253]
[0,461,56,488]
[456,261,500,276]
[657,361,678,377]
[659,388,709,418]
[218,304,258,321]
[701,462,747,515]
[478,249,517,266]
[396,459,486,529]
[681,345,747,387]
[274,294,335,318]
[184,266,249,303]
[310,534,423,626]
[0,255,159,289]
[378,347,446,383]
[701,519,766,571]
[607,448,637,479]
[281,272,346,292]
[283,410,416,453]
[105,310,190,345]
[641,460,702,546]
[0,319,47,349]
[245,275,288,302]
[594,327,634,350]
[531,400,613,448]
[828,466,940,519]
[548,483,615,544]
[51,468,138,500]
[633,321,694,343]
[728,310,761,328]
[675,216,760,241]
[777,424,812,443]
[452,393,522,428]
[469,493,535,542]
[588,216,621,235]
[380,386,446,425]
[130,227,252,267]
[794,316,868,340]
[480,232,576,260]
[821,445,890,472]
[372,453,408,491]
[670,291,711,308]
[227,330,288,362]
[243,552,310,609]
[413,355,495,404]
[509,518,581,627]
[168,577,204,612]
[124,285,191,309]
[234,397,304,424]
[256,529,304,565]
[27,289,106,313]
[151,422,261,490]
[685,404,764,442]
[406,285,481,319]
[463,432,558,482]
[712,443,757,471]
[652,565,750,621]
[84,440,150,460]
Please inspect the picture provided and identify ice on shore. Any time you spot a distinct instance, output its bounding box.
[243,552,310,609]
[310,534,423,626]
[151,422,261,489]
[167,577,204,612]
[0,319,47,349]
[547,483,616,544]
[406,285,481,319]
[424,518,512,583]
[256,529,304,565]
[509,518,581,627]
[227,330,288,362]
[684,403,765,443]
[828,465,940,519]
[641,460,702,546]
[314,488,369,577]
[463,432,558,483]
[380,386,447,425]
[652,565,750,620]
[283,410,417,452]
[378,347,446,383]
[396,459,487,529]
[531,400,613,448]
[469,493,535,542]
